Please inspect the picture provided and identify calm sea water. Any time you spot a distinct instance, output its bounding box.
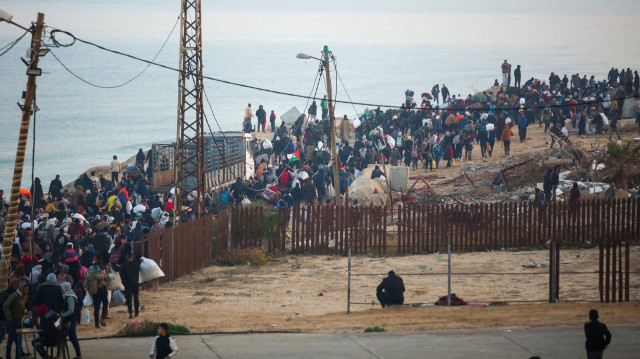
[1,1,639,191]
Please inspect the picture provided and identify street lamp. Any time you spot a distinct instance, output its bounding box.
[297,46,340,205]
[296,53,321,61]
[0,8,29,31]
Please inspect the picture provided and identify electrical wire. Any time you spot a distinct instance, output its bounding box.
[0,29,30,57]
[41,26,640,112]
[334,57,361,119]
[42,16,179,89]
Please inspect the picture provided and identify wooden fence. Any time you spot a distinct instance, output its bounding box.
[290,198,640,255]
[600,239,631,303]
[140,198,639,283]
[146,216,214,282]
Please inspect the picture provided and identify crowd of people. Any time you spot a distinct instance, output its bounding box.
[221,64,640,214]
[0,62,638,358]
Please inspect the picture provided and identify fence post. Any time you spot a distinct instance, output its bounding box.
[347,242,351,314]
[549,240,559,303]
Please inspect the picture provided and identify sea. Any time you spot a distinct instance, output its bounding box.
[1,0,639,192]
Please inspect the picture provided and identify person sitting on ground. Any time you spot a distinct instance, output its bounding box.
[370,165,384,180]
[150,323,179,359]
[376,270,405,308]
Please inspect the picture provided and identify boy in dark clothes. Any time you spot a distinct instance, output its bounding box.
[150,323,178,359]
[120,253,141,318]
[584,309,611,359]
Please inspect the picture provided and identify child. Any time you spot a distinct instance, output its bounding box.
[150,323,179,359]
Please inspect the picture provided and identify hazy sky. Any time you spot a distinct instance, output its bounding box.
[2,0,639,46]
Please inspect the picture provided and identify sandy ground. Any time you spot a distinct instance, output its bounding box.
[76,247,640,337]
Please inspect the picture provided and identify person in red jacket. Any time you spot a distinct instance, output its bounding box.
[164,198,174,212]
[445,144,454,168]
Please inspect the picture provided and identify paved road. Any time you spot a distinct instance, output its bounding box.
[79,326,639,358]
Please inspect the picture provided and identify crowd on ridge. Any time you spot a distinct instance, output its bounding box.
[0,62,639,358]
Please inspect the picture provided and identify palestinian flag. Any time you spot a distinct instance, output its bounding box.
[288,148,300,162]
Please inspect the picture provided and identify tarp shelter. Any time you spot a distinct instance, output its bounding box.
[621,98,640,119]
[280,107,302,124]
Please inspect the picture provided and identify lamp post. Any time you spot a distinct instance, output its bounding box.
[0,11,46,285]
[297,46,340,204]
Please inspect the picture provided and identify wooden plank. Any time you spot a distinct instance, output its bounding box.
[383,206,387,256]
[605,240,610,303]
[625,240,630,302]
[397,205,403,255]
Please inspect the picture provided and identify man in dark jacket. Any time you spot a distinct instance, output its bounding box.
[302,181,317,204]
[376,271,405,308]
[120,253,141,319]
[584,309,611,359]
[34,273,65,314]
[256,105,267,133]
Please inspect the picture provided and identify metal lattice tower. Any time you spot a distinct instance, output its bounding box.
[175,0,205,220]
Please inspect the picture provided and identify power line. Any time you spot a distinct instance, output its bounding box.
[42,26,640,112]
[42,16,179,89]
[0,29,30,57]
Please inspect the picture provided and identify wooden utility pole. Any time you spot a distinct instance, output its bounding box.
[323,45,340,204]
[1,12,45,285]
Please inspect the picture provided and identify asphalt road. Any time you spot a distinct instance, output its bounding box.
[78,326,640,358]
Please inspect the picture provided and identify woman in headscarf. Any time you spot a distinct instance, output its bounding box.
[60,282,82,359]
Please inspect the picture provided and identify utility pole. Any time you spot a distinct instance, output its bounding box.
[1,12,45,284]
[323,45,340,204]
[175,0,205,221]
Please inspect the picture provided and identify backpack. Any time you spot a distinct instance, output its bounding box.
[411,147,418,158]
[118,192,127,206]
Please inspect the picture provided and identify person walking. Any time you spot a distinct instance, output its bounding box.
[501,60,511,86]
[501,124,514,156]
[431,84,440,104]
[376,271,405,308]
[3,281,29,359]
[433,142,442,169]
[514,65,521,87]
[120,252,141,319]
[270,110,277,132]
[150,323,179,359]
[60,282,83,359]
[608,115,622,142]
[85,254,110,328]
[441,84,450,102]
[320,95,328,120]
[584,309,611,359]
[518,112,528,142]
[110,155,121,186]
[551,166,560,201]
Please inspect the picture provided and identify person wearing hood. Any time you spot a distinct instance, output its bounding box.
[256,105,267,133]
[34,273,65,314]
[3,281,29,359]
[120,252,141,319]
[370,165,384,180]
[0,278,20,351]
[136,148,145,168]
[60,281,82,359]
